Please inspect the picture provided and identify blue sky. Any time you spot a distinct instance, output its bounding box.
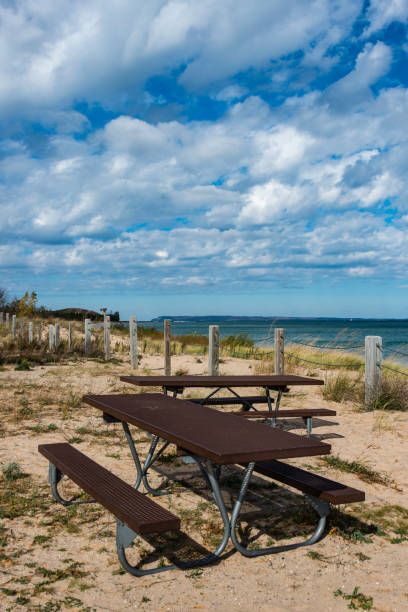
[1,0,408,320]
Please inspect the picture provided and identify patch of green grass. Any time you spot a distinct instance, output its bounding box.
[105,452,120,460]
[334,586,373,610]
[33,534,52,546]
[2,461,26,481]
[157,452,178,464]
[306,550,326,560]
[67,436,84,444]
[321,455,390,486]
[14,359,31,371]
[29,423,58,433]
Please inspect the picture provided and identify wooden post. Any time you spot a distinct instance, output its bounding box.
[365,336,382,410]
[208,325,219,375]
[274,328,284,374]
[68,322,73,352]
[0,312,3,326]
[84,319,91,355]
[12,315,16,339]
[55,323,60,348]
[129,316,138,369]
[20,318,25,339]
[38,322,42,343]
[104,315,111,360]
[6,312,9,329]
[164,319,171,375]
[49,325,54,351]
[28,321,33,343]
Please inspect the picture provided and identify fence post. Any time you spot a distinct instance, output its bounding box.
[49,325,54,351]
[104,315,111,360]
[164,319,171,375]
[0,312,3,326]
[274,328,284,374]
[129,316,138,369]
[12,315,16,339]
[38,322,42,343]
[20,318,25,339]
[365,335,382,410]
[84,319,91,355]
[28,321,33,343]
[55,323,60,348]
[208,325,219,375]
[68,322,73,352]
[6,312,9,329]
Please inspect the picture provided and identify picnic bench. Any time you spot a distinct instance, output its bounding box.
[39,393,364,576]
[120,374,335,435]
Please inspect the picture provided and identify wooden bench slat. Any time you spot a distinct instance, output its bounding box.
[248,459,364,504]
[38,443,180,535]
[234,408,336,419]
[188,395,273,406]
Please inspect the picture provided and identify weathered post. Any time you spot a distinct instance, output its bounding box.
[0,312,3,326]
[12,315,16,339]
[164,319,171,375]
[274,328,284,375]
[365,335,382,410]
[38,322,42,343]
[6,312,9,329]
[28,321,33,343]
[208,325,219,376]
[49,325,54,351]
[104,315,111,360]
[68,322,73,352]
[55,323,60,348]
[84,319,91,355]
[19,318,25,339]
[129,316,138,369]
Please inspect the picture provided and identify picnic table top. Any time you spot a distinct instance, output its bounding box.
[82,393,330,465]
[120,374,324,388]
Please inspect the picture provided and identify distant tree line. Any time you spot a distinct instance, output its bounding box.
[0,287,119,321]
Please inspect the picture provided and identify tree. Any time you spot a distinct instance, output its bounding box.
[0,287,8,309]
[16,291,38,316]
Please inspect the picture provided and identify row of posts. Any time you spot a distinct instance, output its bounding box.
[157,324,383,411]
[0,312,75,351]
[0,311,385,408]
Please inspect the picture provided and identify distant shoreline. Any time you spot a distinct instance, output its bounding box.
[149,315,408,322]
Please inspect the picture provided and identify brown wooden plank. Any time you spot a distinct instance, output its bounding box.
[38,443,180,534]
[83,393,331,465]
[120,374,324,388]
[249,459,365,504]
[234,409,336,418]
[189,395,273,406]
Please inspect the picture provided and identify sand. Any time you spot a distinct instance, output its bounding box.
[1,348,407,612]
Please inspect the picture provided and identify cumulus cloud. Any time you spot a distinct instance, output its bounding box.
[1,0,408,306]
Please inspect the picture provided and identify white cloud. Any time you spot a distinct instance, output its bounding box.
[325,42,392,110]
[364,0,408,36]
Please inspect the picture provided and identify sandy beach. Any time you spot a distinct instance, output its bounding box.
[1,346,408,612]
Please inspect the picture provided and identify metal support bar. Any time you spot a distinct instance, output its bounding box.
[230,467,330,557]
[116,458,230,576]
[48,462,95,506]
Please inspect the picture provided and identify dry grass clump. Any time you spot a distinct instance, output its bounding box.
[372,374,408,411]
[285,344,364,372]
[321,373,363,403]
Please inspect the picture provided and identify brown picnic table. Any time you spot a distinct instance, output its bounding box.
[39,392,364,577]
[120,374,334,436]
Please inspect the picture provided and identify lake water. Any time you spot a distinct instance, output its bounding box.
[138,318,408,362]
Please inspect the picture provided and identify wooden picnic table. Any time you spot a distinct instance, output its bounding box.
[120,374,330,435]
[39,392,362,576]
[83,392,330,464]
